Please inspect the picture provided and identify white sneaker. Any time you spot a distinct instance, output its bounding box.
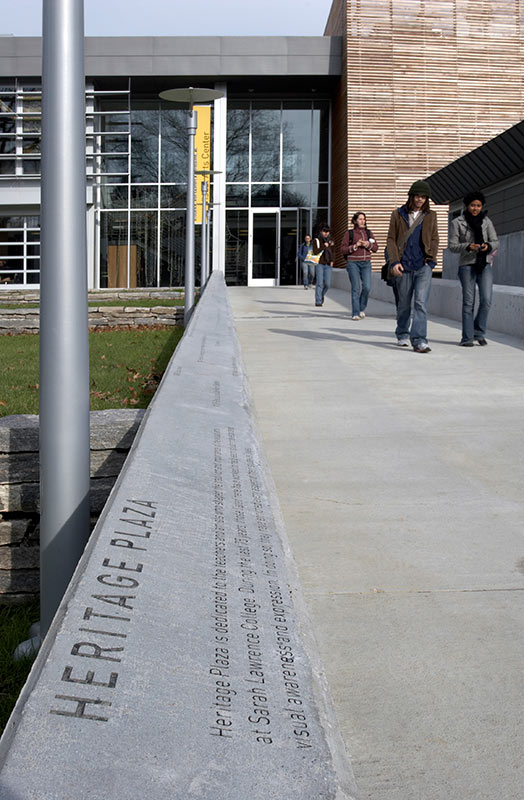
[359,311,365,318]
[397,338,410,347]
[352,315,360,320]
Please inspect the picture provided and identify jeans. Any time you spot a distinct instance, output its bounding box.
[315,263,332,305]
[346,260,371,315]
[395,265,432,346]
[301,260,315,287]
[458,264,493,343]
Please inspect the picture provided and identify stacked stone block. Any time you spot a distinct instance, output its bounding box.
[0,409,144,604]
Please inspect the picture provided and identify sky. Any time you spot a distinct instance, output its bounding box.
[1,0,334,37]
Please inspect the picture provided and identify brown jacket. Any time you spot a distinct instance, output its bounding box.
[386,208,439,267]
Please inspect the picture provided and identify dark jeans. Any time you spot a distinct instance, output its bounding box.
[346,260,371,315]
[458,264,493,343]
[395,265,432,346]
[315,263,332,305]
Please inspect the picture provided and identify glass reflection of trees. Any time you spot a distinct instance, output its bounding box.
[226,101,329,207]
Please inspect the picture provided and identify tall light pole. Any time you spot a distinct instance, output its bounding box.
[159,88,223,325]
[40,0,90,637]
[195,169,222,287]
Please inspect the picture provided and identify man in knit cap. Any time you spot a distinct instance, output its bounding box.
[386,180,439,353]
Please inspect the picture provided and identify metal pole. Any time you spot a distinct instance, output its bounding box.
[206,207,212,279]
[40,0,90,636]
[184,109,197,325]
[200,179,208,286]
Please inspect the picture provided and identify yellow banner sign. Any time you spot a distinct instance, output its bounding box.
[194,105,212,225]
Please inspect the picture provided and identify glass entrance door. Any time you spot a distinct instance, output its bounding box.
[248,210,279,286]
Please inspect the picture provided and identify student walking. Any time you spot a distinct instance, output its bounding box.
[340,211,378,319]
[387,180,439,353]
[297,234,315,289]
[448,191,498,347]
[313,225,335,307]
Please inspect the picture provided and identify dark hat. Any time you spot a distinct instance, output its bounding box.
[463,190,485,206]
[408,180,431,198]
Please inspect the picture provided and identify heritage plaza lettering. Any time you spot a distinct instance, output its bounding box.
[49,499,158,722]
[47,428,315,748]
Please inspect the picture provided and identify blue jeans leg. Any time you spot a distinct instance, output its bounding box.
[395,266,432,345]
[315,264,332,304]
[410,265,432,345]
[360,261,372,312]
[459,266,476,343]
[346,261,371,315]
[474,265,493,339]
[395,272,414,340]
[301,261,309,287]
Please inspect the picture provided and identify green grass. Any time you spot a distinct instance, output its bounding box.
[0,326,183,417]
[0,601,40,734]
[0,299,183,309]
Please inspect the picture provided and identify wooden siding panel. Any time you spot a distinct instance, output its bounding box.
[336,0,524,266]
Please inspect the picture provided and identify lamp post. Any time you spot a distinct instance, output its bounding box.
[159,87,223,325]
[195,169,222,287]
[39,0,90,638]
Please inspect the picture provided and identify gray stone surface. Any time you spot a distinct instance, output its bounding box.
[0,274,357,800]
[0,519,30,546]
[0,477,117,514]
[229,285,524,800]
[0,544,39,570]
[0,416,39,453]
[0,569,39,594]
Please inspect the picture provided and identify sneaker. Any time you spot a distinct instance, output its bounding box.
[413,341,431,353]
[352,315,360,320]
[304,285,308,290]
[359,311,366,318]
[476,338,488,346]
[460,341,474,347]
[396,338,410,347]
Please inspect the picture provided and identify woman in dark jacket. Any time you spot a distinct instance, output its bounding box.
[313,225,335,307]
[448,191,499,346]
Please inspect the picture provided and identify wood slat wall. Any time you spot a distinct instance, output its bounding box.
[326,0,524,267]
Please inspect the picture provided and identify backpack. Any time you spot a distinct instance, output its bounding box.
[348,228,371,245]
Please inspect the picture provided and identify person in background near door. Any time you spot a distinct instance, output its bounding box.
[313,224,335,307]
[448,191,498,347]
[340,211,378,320]
[387,180,439,353]
[298,234,314,289]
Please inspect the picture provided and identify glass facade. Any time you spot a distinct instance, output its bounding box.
[95,92,201,289]
[0,80,330,289]
[0,83,41,177]
[225,100,330,286]
[0,216,40,285]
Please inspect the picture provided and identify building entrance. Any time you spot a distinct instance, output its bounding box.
[247,209,305,287]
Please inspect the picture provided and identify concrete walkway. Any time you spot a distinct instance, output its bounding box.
[229,285,524,800]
